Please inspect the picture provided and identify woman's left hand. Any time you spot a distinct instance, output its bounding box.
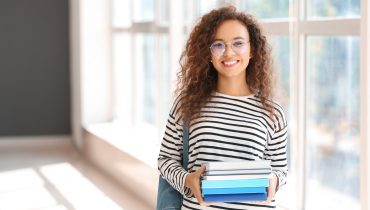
[266,172,279,203]
[257,172,279,204]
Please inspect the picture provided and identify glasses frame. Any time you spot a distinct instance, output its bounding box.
[209,40,250,57]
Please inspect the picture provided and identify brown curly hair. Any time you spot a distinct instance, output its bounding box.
[176,5,275,121]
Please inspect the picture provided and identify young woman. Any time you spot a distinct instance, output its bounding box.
[158,6,288,210]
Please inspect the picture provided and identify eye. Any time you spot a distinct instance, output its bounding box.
[212,42,225,49]
[233,41,245,48]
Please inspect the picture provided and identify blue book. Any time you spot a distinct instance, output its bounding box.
[202,187,266,195]
[203,192,267,202]
[201,178,269,189]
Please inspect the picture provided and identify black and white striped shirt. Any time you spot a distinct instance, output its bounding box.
[158,92,288,210]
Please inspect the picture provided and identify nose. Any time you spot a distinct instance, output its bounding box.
[223,43,235,57]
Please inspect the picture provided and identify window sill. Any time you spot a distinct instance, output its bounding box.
[84,121,161,169]
[83,121,161,208]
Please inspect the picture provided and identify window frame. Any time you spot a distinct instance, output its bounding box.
[108,0,369,209]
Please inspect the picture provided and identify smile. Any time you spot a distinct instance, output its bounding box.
[222,60,239,67]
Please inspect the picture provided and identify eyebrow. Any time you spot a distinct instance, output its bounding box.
[213,37,246,42]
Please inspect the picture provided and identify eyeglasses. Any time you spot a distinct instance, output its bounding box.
[209,40,249,57]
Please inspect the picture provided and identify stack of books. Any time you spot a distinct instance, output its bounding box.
[201,160,271,202]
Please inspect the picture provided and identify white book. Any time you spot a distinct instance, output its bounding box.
[202,173,271,180]
[205,168,271,176]
[205,160,271,171]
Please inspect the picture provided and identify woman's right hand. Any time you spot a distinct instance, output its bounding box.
[185,165,212,206]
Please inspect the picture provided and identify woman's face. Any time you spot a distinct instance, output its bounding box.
[210,20,252,81]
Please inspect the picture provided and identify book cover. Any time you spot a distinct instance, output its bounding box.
[202,173,271,180]
[205,168,271,176]
[205,160,271,171]
[203,192,267,202]
[201,178,269,188]
[202,186,266,195]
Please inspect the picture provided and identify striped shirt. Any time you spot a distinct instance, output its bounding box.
[158,92,288,210]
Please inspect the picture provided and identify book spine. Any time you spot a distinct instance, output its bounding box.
[202,174,270,180]
[205,169,271,176]
[202,187,266,195]
[201,178,269,188]
[205,161,271,171]
[203,193,267,202]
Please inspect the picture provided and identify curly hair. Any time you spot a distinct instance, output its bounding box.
[176,5,275,121]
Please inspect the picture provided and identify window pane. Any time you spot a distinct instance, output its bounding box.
[133,0,155,22]
[158,0,169,26]
[306,36,360,210]
[135,34,156,125]
[112,0,131,27]
[161,35,170,122]
[113,33,132,122]
[307,0,360,19]
[194,0,223,20]
[270,36,290,109]
[240,0,289,19]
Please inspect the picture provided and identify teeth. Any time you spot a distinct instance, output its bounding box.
[223,60,237,65]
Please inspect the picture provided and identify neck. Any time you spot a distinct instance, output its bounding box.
[217,76,251,96]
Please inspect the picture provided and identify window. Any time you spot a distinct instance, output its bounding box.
[111,0,172,144]
[110,1,366,209]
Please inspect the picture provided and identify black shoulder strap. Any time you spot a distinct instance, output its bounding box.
[182,121,189,170]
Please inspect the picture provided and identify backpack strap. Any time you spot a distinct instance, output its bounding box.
[182,121,189,171]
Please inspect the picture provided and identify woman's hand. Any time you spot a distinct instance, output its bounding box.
[257,172,279,204]
[185,165,212,206]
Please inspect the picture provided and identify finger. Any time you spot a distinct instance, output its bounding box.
[194,165,212,206]
[196,165,207,176]
[192,183,207,206]
[265,186,274,204]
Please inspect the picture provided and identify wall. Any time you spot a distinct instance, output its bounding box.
[0,0,70,136]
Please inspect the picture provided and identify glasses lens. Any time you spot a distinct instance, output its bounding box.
[231,40,247,54]
[210,42,225,56]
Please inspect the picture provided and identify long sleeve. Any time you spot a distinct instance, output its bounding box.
[264,106,288,191]
[157,100,192,197]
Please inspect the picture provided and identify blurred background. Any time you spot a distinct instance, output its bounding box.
[0,0,369,210]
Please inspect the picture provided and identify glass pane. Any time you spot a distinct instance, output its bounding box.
[306,36,360,210]
[113,33,132,122]
[133,0,155,22]
[112,0,131,27]
[135,34,156,125]
[161,35,170,122]
[158,0,169,26]
[307,0,360,19]
[194,0,222,20]
[270,36,290,109]
[240,0,289,19]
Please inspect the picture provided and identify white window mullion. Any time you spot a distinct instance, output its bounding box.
[169,0,184,94]
[262,21,290,35]
[296,0,306,209]
[360,0,370,209]
[301,19,360,35]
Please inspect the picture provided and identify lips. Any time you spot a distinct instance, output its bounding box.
[222,60,239,67]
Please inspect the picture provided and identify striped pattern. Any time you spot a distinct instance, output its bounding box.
[158,92,288,210]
